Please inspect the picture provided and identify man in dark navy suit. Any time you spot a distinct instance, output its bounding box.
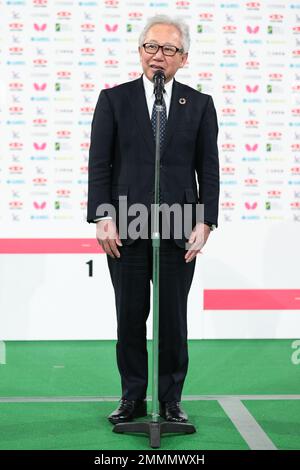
[87,15,219,424]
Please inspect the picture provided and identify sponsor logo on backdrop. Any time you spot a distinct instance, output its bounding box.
[1,1,299,227]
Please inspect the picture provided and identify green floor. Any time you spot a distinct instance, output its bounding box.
[0,340,299,450]
[0,401,250,451]
[244,400,300,451]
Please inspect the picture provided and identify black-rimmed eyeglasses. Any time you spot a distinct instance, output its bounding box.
[142,42,184,57]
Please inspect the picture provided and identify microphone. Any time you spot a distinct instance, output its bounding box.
[153,69,165,104]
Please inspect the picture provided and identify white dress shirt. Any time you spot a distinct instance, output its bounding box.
[142,73,173,119]
[94,74,174,222]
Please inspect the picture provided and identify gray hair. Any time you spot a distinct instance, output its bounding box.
[138,14,190,53]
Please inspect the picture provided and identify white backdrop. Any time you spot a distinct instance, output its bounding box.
[0,1,299,339]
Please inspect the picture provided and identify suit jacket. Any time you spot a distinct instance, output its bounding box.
[87,75,220,248]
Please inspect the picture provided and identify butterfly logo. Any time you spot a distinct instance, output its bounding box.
[246,25,259,34]
[105,24,118,32]
[33,201,47,209]
[33,142,47,150]
[245,202,258,210]
[246,85,259,93]
[33,83,47,91]
[34,23,47,31]
[245,143,258,151]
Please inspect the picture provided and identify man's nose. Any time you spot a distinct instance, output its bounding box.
[153,47,164,59]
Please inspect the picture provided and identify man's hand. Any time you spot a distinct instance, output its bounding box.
[96,219,123,258]
[185,222,211,263]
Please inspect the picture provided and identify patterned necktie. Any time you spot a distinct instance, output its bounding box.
[150,96,167,205]
[151,95,167,151]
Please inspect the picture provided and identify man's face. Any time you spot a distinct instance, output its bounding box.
[138,24,188,83]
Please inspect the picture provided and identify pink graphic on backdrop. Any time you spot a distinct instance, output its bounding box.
[34,23,47,31]
[33,83,47,91]
[33,201,47,209]
[245,143,258,151]
[204,290,300,310]
[246,84,259,93]
[246,25,260,33]
[0,239,102,254]
[105,24,118,32]
[33,142,47,150]
[245,201,258,210]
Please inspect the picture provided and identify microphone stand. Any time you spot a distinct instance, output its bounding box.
[113,75,196,448]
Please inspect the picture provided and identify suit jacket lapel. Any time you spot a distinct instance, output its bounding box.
[161,78,189,157]
[161,78,186,157]
[127,75,155,155]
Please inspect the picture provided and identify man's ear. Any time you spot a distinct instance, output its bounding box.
[180,52,188,68]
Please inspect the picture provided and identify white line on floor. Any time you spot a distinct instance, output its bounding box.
[218,397,277,450]
[183,394,300,401]
[0,394,299,403]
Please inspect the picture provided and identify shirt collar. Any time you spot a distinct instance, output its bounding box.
[142,73,174,100]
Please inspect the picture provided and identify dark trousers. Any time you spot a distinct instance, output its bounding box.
[107,220,196,402]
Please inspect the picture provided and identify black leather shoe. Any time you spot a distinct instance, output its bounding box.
[159,401,188,423]
[108,399,147,424]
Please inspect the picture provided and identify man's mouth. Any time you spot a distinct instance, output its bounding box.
[150,65,165,71]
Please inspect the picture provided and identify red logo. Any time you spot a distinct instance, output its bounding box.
[9,143,23,149]
[57,11,71,18]
[246,2,260,8]
[57,131,71,138]
[222,144,235,151]
[80,83,94,90]
[199,13,213,20]
[222,85,236,91]
[57,71,71,78]
[269,14,283,21]
[128,12,142,18]
[223,25,236,32]
[104,0,119,6]
[244,179,258,185]
[33,178,47,184]
[81,24,95,30]
[246,61,260,67]
[56,189,71,196]
[9,201,23,209]
[9,166,23,172]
